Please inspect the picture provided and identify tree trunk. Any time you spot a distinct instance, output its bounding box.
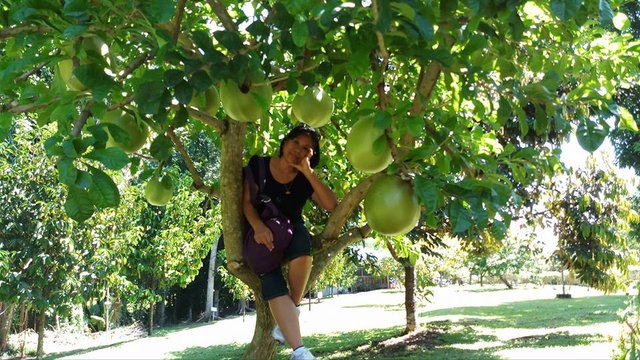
[480,273,484,287]
[18,304,27,333]
[499,275,513,289]
[36,308,45,358]
[158,297,166,327]
[0,303,16,352]
[404,264,417,333]
[148,302,154,336]
[105,287,111,332]
[204,240,218,321]
[242,296,276,360]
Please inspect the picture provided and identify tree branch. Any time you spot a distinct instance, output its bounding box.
[207,0,238,32]
[16,49,61,82]
[317,172,385,245]
[409,62,442,117]
[167,128,219,199]
[71,100,95,137]
[180,105,228,134]
[172,0,188,41]
[116,51,154,82]
[2,98,59,114]
[0,25,50,40]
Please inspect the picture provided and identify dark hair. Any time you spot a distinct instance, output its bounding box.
[279,124,321,168]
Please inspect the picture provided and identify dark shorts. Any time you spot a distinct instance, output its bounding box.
[259,222,311,301]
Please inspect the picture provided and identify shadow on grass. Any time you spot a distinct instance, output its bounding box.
[42,339,138,360]
[169,343,246,360]
[161,317,614,360]
[420,295,625,329]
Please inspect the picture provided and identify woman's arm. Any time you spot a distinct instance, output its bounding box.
[243,177,275,251]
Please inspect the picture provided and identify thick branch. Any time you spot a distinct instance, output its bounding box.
[172,0,188,41]
[16,49,60,82]
[317,172,384,245]
[0,25,50,40]
[2,98,59,114]
[207,0,238,32]
[71,100,95,137]
[167,128,219,198]
[409,62,442,117]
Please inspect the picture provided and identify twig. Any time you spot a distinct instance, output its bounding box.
[116,51,154,82]
[16,49,61,82]
[72,100,95,137]
[207,0,238,32]
[2,98,59,114]
[0,25,50,40]
[167,128,219,199]
[108,95,135,111]
[178,105,228,134]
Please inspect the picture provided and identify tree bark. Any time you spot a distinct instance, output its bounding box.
[499,275,513,289]
[158,297,166,327]
[148,302,155,336]
[36,308,45,358]
[204,239,219,321]
[404,264,417,333]
[242,296,276,360]
[0,303,15,352]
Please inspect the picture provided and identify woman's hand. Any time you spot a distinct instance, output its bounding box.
[291,149,314,176]
[253,222,274,251]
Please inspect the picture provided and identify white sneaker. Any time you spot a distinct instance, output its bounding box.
[273,306,300,344]
[290,346,316,360]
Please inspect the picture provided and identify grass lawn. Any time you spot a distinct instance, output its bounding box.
[13,286,626,360]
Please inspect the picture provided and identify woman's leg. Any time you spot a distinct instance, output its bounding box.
[288,255,312,306]
[269,295,302,349]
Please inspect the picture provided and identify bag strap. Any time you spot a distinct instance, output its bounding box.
[244,156,268,206]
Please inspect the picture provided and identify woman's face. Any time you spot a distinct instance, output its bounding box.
[282,134,314,165]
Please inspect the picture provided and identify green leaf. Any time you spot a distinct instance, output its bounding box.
[104,123,130,145]
[189,70,212,91]
[425,48,455,67]
[134,71,165,115]
[460,34,487,58]
[58,158,78,185]
[63,0,88,19]
[62,139,78,158]
[292,21,309,47]
[65,185,94,222]
[618,107,638,132]
[507,10,524,41]
[391,2,415,19]
[44,134,64,156]
[62,24,88,39]
[88,167,120,209]
[147,0,175,23]
[414,176,439,213]
[376,0,392,32]
[214,30,243,53]
[599,0,614,27]
[0,112,12,141]
[85,147,130,170]
[374,111,392,129]
[74,64,115,101]
[550,0,581,20]
[491,220,507,240]
[576,118,608,152]
[174,81,193,104]
[449,200,472,234]
[164,69,184,87]
[172,106,188,129]
[414,15,433,41]
[405,116,424,137]
[150,134,173,161]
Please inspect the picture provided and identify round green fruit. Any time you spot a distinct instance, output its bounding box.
[346,115,392,173]
[144,176,173,206]
[364,175,421,235]
[291,86,334,128]
[102,110,149,153]
[220,80,273,122]
[57,59,86,91]
[189,87,220,115]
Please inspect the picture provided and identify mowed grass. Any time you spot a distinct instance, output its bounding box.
[268,293,625,360]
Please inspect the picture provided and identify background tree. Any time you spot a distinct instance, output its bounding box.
[2,1,639,358]
[548,157,639,292]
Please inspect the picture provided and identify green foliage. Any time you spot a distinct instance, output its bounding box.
[315,250,358,292]
[548,157,639,292]
[217,250,252,303]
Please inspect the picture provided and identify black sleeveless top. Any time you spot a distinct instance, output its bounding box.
[248,155,314,223]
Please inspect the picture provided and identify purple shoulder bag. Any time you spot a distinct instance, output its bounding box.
[242,157,294,274]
